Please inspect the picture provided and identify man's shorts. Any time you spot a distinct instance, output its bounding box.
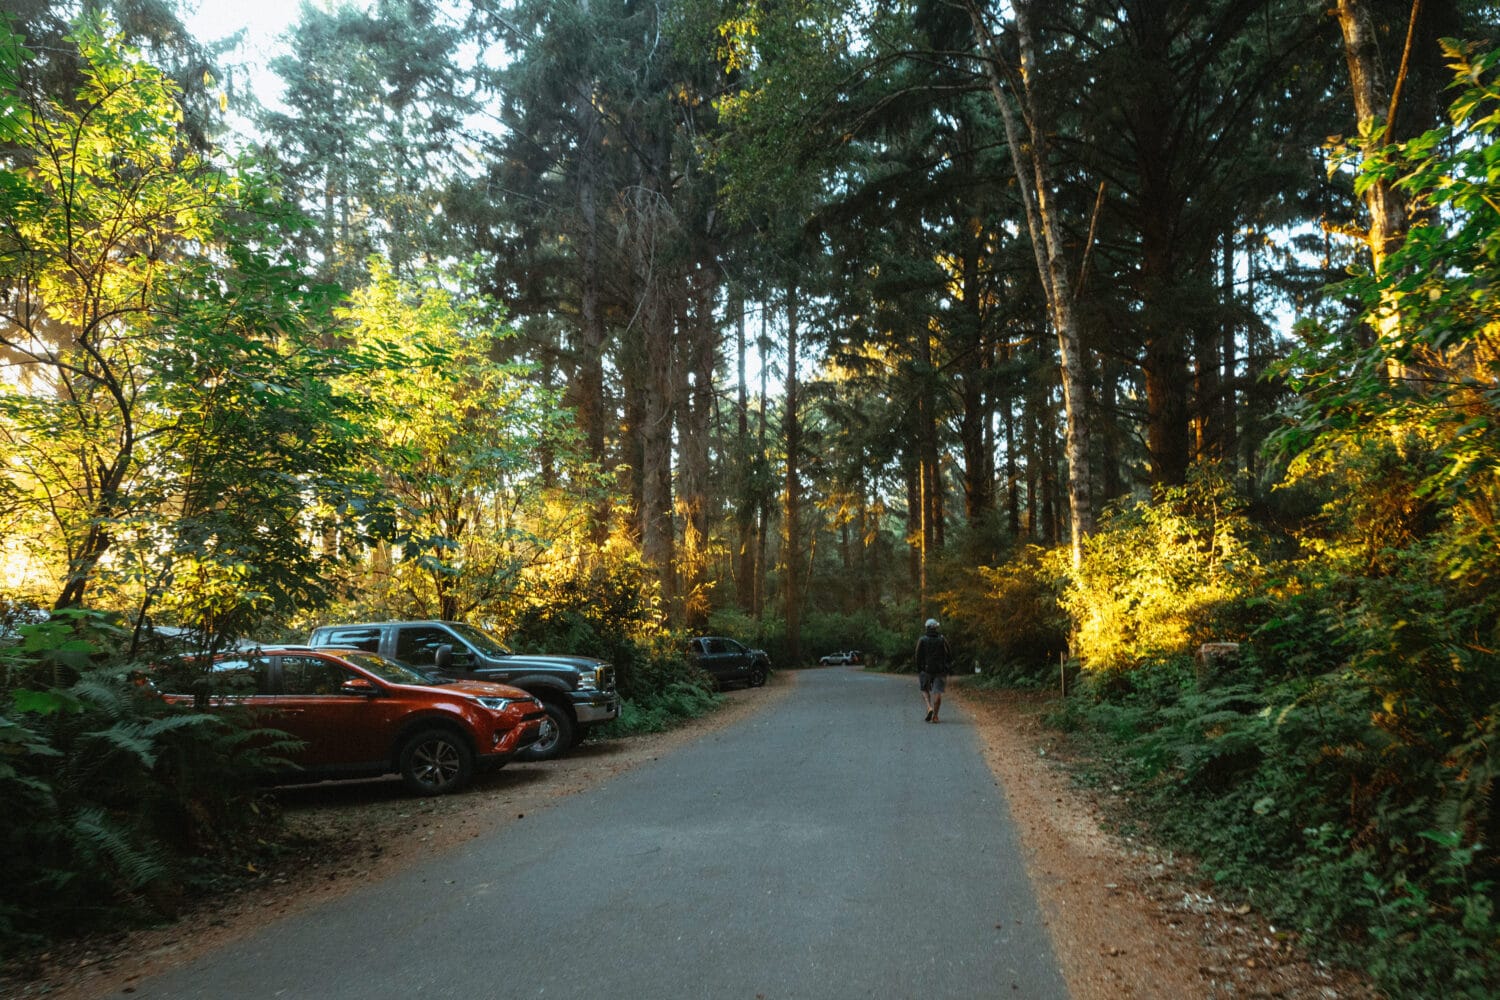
[919,672,946,694]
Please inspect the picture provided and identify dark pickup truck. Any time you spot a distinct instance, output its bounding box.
[307,620,619,761]
[686,636,771,690]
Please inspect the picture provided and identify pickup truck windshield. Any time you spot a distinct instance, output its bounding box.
[448,621,513,657]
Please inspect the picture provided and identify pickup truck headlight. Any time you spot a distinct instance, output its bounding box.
[474,696,515,711]
[575,671,598,691]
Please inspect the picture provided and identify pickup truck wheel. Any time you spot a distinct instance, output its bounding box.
[519,702,574,761]
[748,665,767,687]
[399,728,474,796]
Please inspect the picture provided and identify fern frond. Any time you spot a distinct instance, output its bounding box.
[79,721,158,768]
[69,806,166,890]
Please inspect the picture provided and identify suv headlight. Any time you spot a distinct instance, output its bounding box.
[475,696,515,711]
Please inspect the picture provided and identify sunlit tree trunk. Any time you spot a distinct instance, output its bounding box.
[915,321,943,588]
[906,456,923,588]
[1336,0,1410,377]
[968,0,1094,565]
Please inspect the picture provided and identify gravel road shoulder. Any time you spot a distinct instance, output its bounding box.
[959,683,1380,1000]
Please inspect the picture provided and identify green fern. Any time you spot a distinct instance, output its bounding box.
[69,806,167,890]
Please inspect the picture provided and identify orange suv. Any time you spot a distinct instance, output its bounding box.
[160,646,548,795]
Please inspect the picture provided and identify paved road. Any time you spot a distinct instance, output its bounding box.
[116,667,1070,1000]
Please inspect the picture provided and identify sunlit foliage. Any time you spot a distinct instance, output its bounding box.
[0,18,371,634]
[1062,465,1262,673]
[322,260,579,623]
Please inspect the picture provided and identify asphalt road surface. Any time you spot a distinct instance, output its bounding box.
[116,666,1070,1000]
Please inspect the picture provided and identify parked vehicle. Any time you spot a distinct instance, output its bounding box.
[156,647,547,795]
[686,636,770,689]
[818,650,864,666]
[306,621,619,762]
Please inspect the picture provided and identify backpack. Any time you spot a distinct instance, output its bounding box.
[920,633,950,674]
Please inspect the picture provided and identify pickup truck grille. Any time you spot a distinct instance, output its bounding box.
[598,664,616,693]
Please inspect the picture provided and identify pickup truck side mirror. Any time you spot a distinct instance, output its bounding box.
[434,644,452,671]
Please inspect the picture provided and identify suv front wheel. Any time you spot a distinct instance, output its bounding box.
[399,728,474,795]
[519,702,574,762]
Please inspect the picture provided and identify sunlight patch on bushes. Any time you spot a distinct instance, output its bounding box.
[1063,465,1261,673]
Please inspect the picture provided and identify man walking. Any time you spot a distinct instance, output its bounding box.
[915,618,953,723]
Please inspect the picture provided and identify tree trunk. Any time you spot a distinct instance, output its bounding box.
[734,291,757,612]
[915,322,943,583]
[1099,356,1124,502]
[572,65,611,541]
[959,208,994,526]
[969,0,1094,565]
[628,164,676,597]
[1336,0,1410,379]
[1144,321,1190,486]
[782,285,803,663]
[755,310,771,619]
[677,260,717,628]
[1004,367,1020,536]
[1220,228,1239,469]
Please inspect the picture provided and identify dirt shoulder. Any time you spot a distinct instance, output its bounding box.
[958,682,1381,1000]
[6,670,1382,1000]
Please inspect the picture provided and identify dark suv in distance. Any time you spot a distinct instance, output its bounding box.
[157,647,548,795]
[306,621,619,761]
[686,636,771,690]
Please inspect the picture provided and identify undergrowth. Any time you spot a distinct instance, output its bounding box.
[598,680,721,737]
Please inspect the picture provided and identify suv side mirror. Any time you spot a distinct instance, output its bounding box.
[434,644,452,671]
[341,678,380,697]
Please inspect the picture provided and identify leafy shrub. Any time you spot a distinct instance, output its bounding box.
[498,552,684,701]
[0,610,284,954]
[1063,463,1263,673]
[595,680,720,738]
[496,553,723,734]
[1363,831,1499,999]
[936,545,1068,683]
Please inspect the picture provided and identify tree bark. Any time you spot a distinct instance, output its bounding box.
[734,291,758,612]
[572,64,611,541]
[968,0,1094,565]
[1336,0,1410,379]
[628,159,676,598]
[782,284,803,663]
[676,259,717,627]
[959,215,994,525]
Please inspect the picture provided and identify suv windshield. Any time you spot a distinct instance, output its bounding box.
[344,651,437,686]
[448,621,512,657]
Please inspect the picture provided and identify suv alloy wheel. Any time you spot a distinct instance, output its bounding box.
[399,727,475,795]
